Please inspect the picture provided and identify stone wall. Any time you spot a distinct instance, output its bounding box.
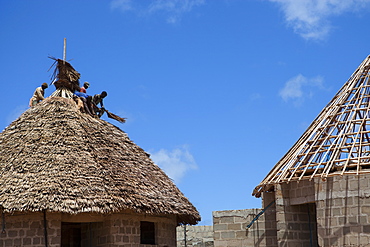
[176,225,213,247]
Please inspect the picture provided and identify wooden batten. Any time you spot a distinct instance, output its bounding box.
[253,55,370,197]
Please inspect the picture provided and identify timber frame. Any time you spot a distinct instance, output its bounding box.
[254,55,370,197]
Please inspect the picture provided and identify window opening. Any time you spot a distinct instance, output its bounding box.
[140,221,155,245]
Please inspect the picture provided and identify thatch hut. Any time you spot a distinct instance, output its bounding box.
[251,55,370,246]
[0,96,200,246]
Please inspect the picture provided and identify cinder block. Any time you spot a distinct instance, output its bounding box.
[290,189,296,198]
[360,178,368,188]
[332,207,341,216]
[213,223,227,232]
[220,217,235,224]
[13,238,21,246]
[22,238,32,245]
[349,179,360,191]
[338,216,346,225]
[349,216,358,224]
[227,223,242,231]
[296,189,302,197]
[359,215,368,224]
[362,206,370,215]
[334,198,344,207]
[233,216,248,223]
[213,239,228,247]
[220,231,235,239]
[360,235,369,245]
[7,230,17,238]
[235,230,247,239]
[213,217,221,224]
[346,196,355,206]
[213,231,221,240]
[363,196,370,204]
[4,239,13,247]
[349,235,359,245]
[32,237,41,245]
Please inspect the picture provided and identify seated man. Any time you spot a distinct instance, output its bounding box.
[80,81,90,93]
[74,90,93,116]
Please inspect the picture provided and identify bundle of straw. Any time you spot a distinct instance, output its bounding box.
[49,57,80,92]
[106,110,126,123]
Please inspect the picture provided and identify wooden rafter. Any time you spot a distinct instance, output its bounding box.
[253,55,370,198]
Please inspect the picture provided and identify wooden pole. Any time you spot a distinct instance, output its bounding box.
[43,210,48,247]
[63,38,67,64]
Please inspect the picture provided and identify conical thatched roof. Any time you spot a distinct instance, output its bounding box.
[253,55,370,198]
[0,97,200,225]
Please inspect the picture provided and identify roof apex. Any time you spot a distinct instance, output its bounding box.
[254,55,370,197]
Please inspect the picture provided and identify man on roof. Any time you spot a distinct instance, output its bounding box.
[91,91,107,118]
[80,81,89,93]
[29,82,48,107]
[73,82,94,116]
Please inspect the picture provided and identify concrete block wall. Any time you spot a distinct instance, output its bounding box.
[0,211,61,247]
[212,209,269,247]
[276,180,318,247]
[261,191,277,247]
[174,174,370,247]
[91,213,177,247]
[0,211,177,247]
[315,174,370,246]
[176,225,213,247]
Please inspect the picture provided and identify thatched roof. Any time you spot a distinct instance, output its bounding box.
[253,55,370,198]
[0,97,200,225]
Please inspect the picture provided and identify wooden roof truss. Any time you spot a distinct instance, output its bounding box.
[253,55,370,197]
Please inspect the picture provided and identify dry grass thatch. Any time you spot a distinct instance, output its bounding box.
[0,97,200,225]
[106,110,126,123]
[49,57,80,92]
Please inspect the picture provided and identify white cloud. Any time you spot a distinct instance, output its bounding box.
[150,146,198,184]
[110,0,205,23]
[110,0,133,12]
[268,0,370,40]
[279,74,324,104]
[148,0,205,23]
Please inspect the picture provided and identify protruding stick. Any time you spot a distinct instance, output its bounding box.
[63,38,67,63]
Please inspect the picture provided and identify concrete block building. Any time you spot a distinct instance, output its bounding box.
[251,55,370,246]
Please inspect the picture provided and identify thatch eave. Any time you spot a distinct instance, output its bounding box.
[0,97,200,225]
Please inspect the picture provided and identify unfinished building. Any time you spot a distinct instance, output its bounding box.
[177,55,370,247]
[251,55,370,246]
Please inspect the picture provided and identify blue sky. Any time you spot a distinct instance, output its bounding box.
[2,0,370,225]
